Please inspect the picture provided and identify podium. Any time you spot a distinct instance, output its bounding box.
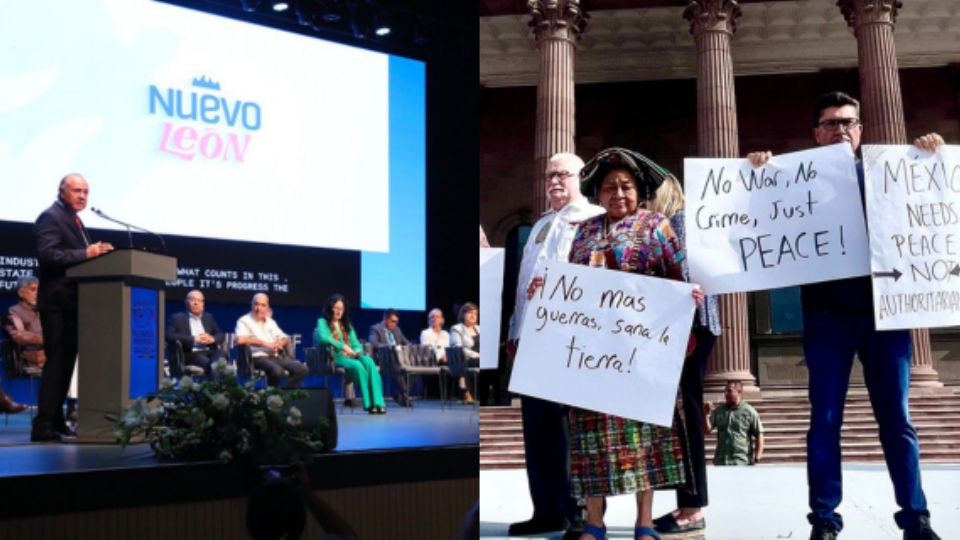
[66,250,177,442]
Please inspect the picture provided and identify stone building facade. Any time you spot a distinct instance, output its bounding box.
[480,0,960,396]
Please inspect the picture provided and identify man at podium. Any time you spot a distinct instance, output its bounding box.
[31,174,114,443]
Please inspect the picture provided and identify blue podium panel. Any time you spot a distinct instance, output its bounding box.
[130,287,159,399]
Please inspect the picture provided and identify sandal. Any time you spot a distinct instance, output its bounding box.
[635,526,660,540]
[652,512,676,531]
[654,514,705,534]
[582,523,606,540]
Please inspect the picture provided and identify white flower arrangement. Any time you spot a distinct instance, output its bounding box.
[178,375,196,391]
[266,394,284,412]
[211,393,230,410]
[286,406,302,426]
[109,369,326,465]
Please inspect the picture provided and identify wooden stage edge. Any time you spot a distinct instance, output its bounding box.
[0,443,479,520]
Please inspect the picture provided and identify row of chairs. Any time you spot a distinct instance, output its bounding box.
[305,343,478,410]
[167,332,300,380]
[2,327,478,420]
[167,333,479,409]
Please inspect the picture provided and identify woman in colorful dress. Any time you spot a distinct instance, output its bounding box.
[315,294,386,414]
[565,148,701,540]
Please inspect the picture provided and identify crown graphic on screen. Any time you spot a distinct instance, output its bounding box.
[191,75,221,91]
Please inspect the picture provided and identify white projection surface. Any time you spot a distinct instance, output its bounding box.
[0,0,392,252]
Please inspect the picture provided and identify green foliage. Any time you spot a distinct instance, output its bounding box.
[111,360,325,465]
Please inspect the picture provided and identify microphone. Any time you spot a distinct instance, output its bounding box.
[90,207,167,255]
[91,207,133,248]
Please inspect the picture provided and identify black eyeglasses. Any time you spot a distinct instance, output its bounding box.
[544,171,576,182]
[817,118,860,131]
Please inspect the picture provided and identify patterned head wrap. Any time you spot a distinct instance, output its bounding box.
[579,147,671,202]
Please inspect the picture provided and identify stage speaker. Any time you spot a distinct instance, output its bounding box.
[286,388,338,451]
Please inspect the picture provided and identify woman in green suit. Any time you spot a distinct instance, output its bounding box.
[315,294,386,414]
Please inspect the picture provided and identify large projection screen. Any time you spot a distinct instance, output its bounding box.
[0,0,426,310]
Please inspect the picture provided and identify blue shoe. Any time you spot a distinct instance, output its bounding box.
[582,523,606,540]
[635,526,660,540]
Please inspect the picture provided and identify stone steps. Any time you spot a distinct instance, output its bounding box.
[479,391,960,470]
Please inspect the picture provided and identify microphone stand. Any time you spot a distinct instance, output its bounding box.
[90,207,168,255]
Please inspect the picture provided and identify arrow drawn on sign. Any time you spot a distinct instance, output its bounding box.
[872,268,903,281]
[952,264,960,277]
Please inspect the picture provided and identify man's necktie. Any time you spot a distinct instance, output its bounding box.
[73,215,88,246]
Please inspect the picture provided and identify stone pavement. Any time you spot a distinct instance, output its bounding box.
[480,464,960,539]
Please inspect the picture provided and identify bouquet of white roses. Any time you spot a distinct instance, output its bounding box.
[110,358,325,464]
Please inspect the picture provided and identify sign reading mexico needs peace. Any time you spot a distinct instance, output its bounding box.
[684,143,870,294]
[863,145,960,330]
[479,248,505,369]
[508,261,695,427]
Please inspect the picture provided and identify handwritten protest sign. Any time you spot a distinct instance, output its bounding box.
[508,261,694,427]
[684,143,870,294]
[863,145,960,330]
[479,248,505,369]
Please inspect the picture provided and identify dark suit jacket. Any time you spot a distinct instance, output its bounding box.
[368,321,409,346]
[34,201,90,313]
[167,312,225,352]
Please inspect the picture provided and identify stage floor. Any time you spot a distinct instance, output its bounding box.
[0,400,478,478]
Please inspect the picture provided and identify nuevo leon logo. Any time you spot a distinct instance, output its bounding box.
[149,75,261,162]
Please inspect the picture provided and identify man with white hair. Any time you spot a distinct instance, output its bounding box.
[32,173,113,442]
[6,276,45,369]
[235,293,308,388]
[505,153,604,538]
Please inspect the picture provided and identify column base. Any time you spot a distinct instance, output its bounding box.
[909,366,945,390]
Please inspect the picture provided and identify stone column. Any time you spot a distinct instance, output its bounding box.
[838,0,942,388]
[684,0,758,395]
[529,0,586,213]
[909,330,943,388]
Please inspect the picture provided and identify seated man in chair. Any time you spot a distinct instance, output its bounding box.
[6,276,46,371]
[0,276,39,414]
[236,293,308,388]
[368,308,412,407]
[166,290,226,377]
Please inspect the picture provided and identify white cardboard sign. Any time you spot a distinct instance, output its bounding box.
[863,144,960,330]
[509,261,695,427]
[479,248,505,369]
[684,144,870,294]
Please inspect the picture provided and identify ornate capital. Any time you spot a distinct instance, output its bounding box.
[528,0,587,43]
[837,0,902,29]
[684,0,741,36]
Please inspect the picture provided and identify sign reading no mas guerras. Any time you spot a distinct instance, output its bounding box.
[863,144,960,330]
[508,261,695,427]
[684,143,870,294]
